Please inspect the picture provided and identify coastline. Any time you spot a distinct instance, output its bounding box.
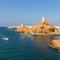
[17,32,60,36]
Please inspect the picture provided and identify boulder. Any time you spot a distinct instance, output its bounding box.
[48,40,60,49]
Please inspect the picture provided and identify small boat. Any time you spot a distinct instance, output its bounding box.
[3,37,9,40]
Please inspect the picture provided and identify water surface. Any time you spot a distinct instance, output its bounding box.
[0,27,60,60]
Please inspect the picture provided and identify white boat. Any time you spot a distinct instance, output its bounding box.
[3,37,9,40]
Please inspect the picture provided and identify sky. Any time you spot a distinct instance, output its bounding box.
[0,0,60,26]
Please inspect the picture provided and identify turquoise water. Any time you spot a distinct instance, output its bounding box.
[0,27,60,60]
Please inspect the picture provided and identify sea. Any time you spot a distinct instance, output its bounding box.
[0,27,60,60]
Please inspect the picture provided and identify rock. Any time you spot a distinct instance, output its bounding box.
[14,17,59,34]
[48,40,60,50]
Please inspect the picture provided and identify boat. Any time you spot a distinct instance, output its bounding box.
[3,37,9,40]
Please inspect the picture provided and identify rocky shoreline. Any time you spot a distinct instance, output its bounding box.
[48,40,60,51]
[14,17,60,34]
[14,17,60,51]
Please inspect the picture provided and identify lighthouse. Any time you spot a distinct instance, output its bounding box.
[21,24,24,27]
[41,17,46,22]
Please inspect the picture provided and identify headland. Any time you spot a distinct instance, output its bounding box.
[14,17,60,35]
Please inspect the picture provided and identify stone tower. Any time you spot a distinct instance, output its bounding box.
[21,24,24,27]
[41,17,46,22]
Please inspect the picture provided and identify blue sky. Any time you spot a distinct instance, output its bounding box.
[0,0,60,26]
